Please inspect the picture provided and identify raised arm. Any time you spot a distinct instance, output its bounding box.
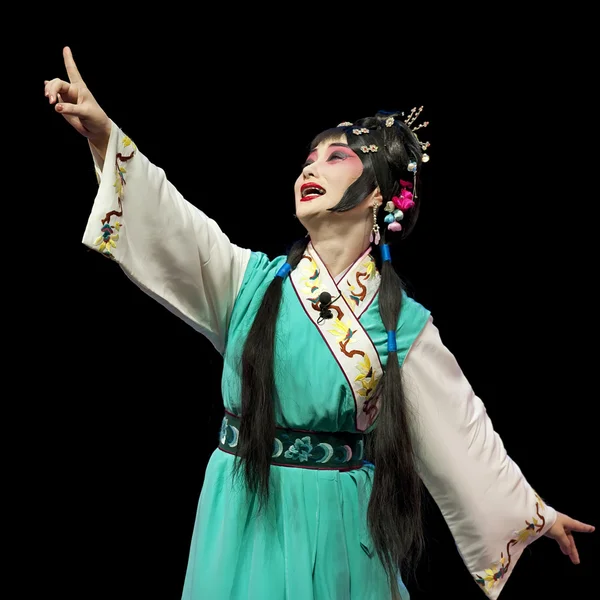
[45,47,251,353]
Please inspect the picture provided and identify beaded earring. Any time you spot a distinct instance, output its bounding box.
[370,203,381,245]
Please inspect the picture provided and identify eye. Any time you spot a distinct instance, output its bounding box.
[328,151,348,161]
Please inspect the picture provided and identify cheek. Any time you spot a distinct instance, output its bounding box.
[347,158,364,180]
[332,159,363,185]
[294,174,303,196]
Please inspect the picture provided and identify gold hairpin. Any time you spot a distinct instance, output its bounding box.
[404,106,430,159]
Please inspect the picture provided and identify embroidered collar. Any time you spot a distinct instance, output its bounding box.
[289,242,383,431]
[305,242,381,318]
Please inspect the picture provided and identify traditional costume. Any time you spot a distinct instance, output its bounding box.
[82,122,556,599]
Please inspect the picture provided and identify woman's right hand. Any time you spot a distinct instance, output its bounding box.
[45,46,112,157]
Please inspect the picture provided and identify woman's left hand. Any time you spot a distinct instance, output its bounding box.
[544,512,595,564]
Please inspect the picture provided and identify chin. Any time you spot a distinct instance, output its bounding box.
[296,203,323,221]
[295,200,314,214]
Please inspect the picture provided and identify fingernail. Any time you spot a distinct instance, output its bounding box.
[56,104,62,111]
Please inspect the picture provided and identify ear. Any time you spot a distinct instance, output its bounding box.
[370,187,383,207]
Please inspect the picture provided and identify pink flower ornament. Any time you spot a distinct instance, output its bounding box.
[386,179,415,233]
[392,189,415,211]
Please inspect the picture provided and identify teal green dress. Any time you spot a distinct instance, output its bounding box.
[180,247,430,600]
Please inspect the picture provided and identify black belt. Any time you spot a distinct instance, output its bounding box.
[218,412,366,471]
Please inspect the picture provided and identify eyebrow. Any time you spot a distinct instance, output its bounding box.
[309,142,351,152]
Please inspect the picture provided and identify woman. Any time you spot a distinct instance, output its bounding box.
[44,47,594,600]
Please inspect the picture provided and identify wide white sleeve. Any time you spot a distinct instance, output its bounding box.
[402,317,557,599]
[81,120,251,354]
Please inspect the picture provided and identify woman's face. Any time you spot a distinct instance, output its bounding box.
[294,135,365,224]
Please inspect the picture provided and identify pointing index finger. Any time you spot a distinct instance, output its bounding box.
[63,46,83,84]
[567,518,595,533]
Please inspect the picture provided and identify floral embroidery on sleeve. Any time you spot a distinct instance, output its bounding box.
[474,493,548,595]
[94,135,136,258]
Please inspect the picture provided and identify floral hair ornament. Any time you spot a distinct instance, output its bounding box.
[361,145,378,153]
[337,121,353,126]
[352,128,370,135]
[384,180,415,232]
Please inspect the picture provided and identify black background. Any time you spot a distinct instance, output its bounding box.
[26,19,597,600]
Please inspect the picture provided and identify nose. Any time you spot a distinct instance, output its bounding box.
[302,163,317,179]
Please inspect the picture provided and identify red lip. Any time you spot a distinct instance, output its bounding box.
[300,182,326,202]
[301,183,325,193]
